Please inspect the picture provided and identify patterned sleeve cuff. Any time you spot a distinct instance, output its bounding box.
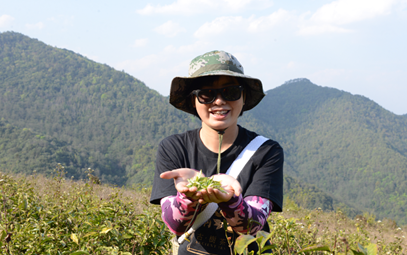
[218,194,243,216]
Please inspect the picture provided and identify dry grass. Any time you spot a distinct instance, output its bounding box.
[10,172,152,215]
[280,198,406,253]
[3,171,406,254]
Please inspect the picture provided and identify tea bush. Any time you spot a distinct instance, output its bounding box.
[236,199,406,254]
[0,169,172,254]
[1,169,405,254]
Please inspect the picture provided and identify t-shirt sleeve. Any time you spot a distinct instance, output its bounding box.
[150,137,183,205]
[242,141,284,212]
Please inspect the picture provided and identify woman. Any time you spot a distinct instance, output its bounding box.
[150,50,283,254]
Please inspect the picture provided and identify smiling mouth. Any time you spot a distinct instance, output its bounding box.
[211,110,229,116]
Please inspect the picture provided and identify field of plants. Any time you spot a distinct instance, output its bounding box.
[1,166,406,254]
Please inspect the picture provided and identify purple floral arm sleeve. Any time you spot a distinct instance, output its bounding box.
[160,192,204,236]
[218,195,273,235]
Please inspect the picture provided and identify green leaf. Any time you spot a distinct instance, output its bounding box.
[235,235,256,254]
[351,249,366,255]
[357,243,378,255]
[365,243,378,255]
[70,233,79,244]
[357,243,368,254]
[260,244,277,253]
[122,234,133,239]
[83,232,98,238]
[256,230,272,248]
[100,227,112,234]
[70,251,90,255]
[0,230,6,240]
[299,244,331,252]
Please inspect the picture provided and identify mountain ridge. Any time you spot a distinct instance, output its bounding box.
[1,31,406,224]
[244,79,407,223]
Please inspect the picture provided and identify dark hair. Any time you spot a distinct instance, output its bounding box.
[186,75,247,119]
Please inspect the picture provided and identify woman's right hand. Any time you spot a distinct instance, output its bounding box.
[160,168,204,200]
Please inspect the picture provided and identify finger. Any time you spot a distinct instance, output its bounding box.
[203,187,223,203]
[231,183,242,196]
[160,170,181,180]
[211,188,228,203]
[183,190,200,200]
[177,186,190,193]
[198,198,208,204]
[199,189,212,203]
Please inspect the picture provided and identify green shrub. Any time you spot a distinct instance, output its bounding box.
[1,171,405,254]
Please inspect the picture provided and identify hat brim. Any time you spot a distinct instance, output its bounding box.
[170,71,265,115]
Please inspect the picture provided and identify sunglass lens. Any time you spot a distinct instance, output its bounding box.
[198,89,216,103]
[222,86,241,101]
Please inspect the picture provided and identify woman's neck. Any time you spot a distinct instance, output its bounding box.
[199,124,239,153]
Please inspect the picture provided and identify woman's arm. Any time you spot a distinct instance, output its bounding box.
[160,192,205,236]
[218,195,273,235]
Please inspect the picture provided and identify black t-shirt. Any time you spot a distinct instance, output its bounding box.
[150,125,284,254]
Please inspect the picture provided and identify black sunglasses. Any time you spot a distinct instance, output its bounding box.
[191,86,244,104]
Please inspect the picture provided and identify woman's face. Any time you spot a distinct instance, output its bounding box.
[193,76,244,132]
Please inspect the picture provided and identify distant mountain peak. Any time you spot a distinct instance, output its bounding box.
[283,78,311,84]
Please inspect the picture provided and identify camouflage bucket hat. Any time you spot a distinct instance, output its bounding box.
[170,50,265,115]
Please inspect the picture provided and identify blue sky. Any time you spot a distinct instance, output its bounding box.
[1,0,406,114]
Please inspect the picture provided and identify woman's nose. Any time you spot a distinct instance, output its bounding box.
[213,92,226,104]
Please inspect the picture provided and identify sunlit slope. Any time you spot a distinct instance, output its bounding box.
[0,31,199,184]
[247,78,407,224]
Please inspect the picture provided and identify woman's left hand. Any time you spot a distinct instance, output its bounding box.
[198,174,242,204]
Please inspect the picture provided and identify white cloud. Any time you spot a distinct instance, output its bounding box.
[48,15,75,26]
[115,54,160,72]
[298,24,352,35]
[247,9,291,32]
[26,22,44,30]
[133,38,148,47]
[194,10,290,38]
[136,0,273,15]
[298,0,401,35]
[176,40,211,53]
[0,15,15,27]
[154,21,186,37]
[194,16,244,38]
[311,0,397,25]
[159,59,189,77]
[286,61,296,69]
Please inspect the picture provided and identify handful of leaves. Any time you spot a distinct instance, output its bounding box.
[186,170,227,193]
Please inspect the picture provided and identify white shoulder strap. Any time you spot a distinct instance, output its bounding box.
[178,135,269,244]
[226,135,269,178]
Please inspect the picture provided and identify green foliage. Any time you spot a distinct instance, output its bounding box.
[0,171,172,254]
[1,32,407,225]
[0,120,85,179]
[186,170,226,193]
[0,31,200,185]
[283,176,362,218]
[2,172,405,254]
[243,78,407,225]
[234,197,405,254]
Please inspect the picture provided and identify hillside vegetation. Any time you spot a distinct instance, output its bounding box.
[1,31,407,225]
[0,31,199,185]
[248,78,407,224]
[0,171,405,254]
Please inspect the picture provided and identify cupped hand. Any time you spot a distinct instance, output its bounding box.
[198,174,242,204]
[160,168,204,200]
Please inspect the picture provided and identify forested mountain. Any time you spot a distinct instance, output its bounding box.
[0,31,200,185]
[246,78,407,224]
[1,32,406,224]
[0,119,85,178]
